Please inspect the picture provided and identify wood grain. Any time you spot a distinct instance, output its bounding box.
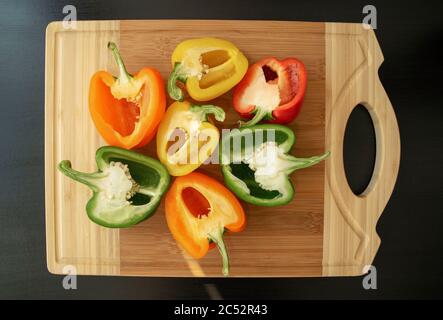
[323,23,401,276]
[118,20,325,277]
[45,21,121,275]
[44,20,400,277]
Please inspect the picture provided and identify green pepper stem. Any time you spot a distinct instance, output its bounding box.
[284,151,330,174]
[207,226,230,277]
[108,41,132,84]
[167,62,187,101]
[190,104,226,122]
[239,107,272,127]
[58,160,105,192]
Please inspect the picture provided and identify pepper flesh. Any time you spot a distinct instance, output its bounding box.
[220,124,329,206]
[156,100,225,176]
[168,38,248,101]
[58,146,170,228]
[89,42,166,149]
[165,172,245,276]
[233,57,307,127]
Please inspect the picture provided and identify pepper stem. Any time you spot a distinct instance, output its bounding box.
[190,104,226,122]
[108,42,132,84]
[58,160,105,192]
[167,62,188,101]
[207,225,230,277]
[239,107,272,127]
[284,151,330,174]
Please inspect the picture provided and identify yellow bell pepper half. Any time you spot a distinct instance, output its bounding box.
[156,101,225,176]
[167,38,248,102]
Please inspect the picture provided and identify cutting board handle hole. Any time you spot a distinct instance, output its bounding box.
[344,104,376,196]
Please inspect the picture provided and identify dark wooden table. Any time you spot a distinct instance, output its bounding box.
[0,0,442,299]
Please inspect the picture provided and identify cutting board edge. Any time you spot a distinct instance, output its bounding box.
[321,22,400,276]
[44,20,122,276]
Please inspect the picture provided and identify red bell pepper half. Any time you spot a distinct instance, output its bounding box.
[233,57,307,126]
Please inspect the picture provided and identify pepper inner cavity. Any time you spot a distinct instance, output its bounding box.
[99,80,145,137]
[167,128,188,155]
[201,50,230,68]
[243,142,294,193]
[167,127,196,165]
[182,187,211,219]
[98,161,139,204]
[279,64,299,105]
[104,156,161,207]
[262,65,278,83]
[239,67,280,112]
[198,50,235,89]
[229,162,279,199]
[167,126,212,165]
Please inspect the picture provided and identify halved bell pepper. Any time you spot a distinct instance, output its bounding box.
[58,146,170,228]
[156,100,225,176]
[89,42,166,149]
[233,57,307,127]
[165,172,245,276]
[167,38,248,101]
[220,124,329,206]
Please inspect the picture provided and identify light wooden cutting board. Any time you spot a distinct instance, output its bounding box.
[45,20,400,277]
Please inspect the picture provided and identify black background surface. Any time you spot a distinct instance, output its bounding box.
[0,0,442,299]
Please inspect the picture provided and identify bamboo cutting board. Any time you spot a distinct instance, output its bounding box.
[45,20,400,277]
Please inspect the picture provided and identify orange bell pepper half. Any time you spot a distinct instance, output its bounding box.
[89,42,166,149]
[165,172,246,276]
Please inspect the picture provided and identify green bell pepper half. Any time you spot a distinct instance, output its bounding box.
[58,146,170,228]
[220,124,329,206]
